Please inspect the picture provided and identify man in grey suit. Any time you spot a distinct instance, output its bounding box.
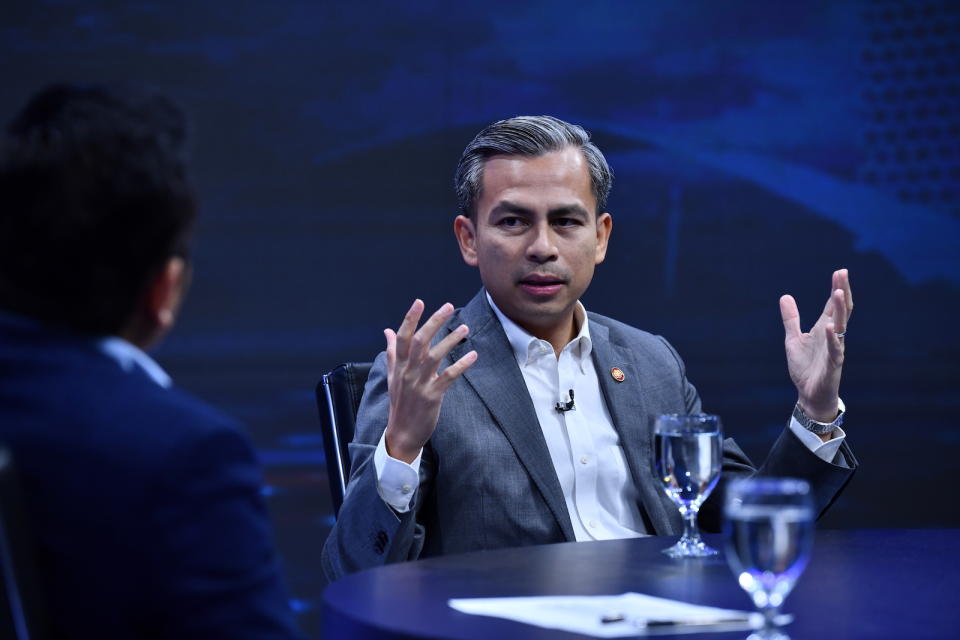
[322,116,855,581]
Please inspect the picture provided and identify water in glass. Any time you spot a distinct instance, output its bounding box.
[725,478,813,640]
[653,414,722,558]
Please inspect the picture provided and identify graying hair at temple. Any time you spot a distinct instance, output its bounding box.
[454,115,614,218]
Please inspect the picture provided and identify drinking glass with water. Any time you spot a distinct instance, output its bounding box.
[653,413,722,558]
[724,477,814,640]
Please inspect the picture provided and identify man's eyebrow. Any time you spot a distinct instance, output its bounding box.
[547,205,591,218]
[490,201,534,216]
[489,201,591,218]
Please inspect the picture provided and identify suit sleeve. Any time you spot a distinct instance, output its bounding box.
[321,352,426,582]
[655,335,857,532]
[755,426,858,519]
[149,424,302,639]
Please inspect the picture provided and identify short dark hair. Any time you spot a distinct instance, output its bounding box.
[0,84,196,335]
[454,115,613,218]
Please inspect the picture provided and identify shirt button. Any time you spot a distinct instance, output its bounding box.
[580,455,590,465]
[401,484,412,494]
[589,520,598,528]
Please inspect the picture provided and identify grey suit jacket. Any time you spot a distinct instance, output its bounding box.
[321,291,856,581]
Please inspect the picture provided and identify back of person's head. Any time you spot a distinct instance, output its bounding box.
[454,115,613,219]
[0,84,196,336]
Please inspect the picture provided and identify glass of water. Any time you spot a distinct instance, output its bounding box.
[653,413,722,558]
[724,478,814,640]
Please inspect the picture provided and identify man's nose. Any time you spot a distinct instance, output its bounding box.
[526,223,558,263]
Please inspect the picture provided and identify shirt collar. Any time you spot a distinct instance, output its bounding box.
[486,292,593,370]
[97,336,172,388]
[0,310,172,388]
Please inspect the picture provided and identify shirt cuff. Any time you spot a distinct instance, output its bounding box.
[788,398,846,463]
[374,430,422,512]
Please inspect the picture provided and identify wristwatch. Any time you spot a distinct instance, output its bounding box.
[792,400,845,436]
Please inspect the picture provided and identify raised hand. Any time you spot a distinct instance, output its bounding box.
[779,269,854,425]
[383,300,478,463]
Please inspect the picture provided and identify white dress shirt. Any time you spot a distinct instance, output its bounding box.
[488,296,646,540]
[374,296,846,538]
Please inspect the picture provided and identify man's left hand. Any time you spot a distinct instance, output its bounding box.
[779,269,853,428]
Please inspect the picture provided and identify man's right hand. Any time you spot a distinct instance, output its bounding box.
[383,300,478,463]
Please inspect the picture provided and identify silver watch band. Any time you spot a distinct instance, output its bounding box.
[793,402,844,436]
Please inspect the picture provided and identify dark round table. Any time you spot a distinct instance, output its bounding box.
[323,529,960,639]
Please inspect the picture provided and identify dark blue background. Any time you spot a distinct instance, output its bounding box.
[3,0,958,635]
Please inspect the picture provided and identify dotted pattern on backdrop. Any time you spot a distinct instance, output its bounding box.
[859,1,960,216]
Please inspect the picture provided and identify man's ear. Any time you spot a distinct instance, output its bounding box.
[145,256,189,336]
[454,215,479,267]
[594,212,613,265]
[120,256,190,350]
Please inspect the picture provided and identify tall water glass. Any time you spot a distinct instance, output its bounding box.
[653,413,722,558]
[724,478,814,640]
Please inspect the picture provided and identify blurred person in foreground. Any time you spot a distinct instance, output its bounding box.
[0,84,301,638]
[323,115,857,580]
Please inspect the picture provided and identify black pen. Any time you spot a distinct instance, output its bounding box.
[600,613,753,627]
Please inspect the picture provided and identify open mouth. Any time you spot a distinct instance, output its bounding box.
[518,274,566,296]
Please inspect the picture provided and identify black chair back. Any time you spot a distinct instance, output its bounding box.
[0,448,47,640]
[315,362,373,517]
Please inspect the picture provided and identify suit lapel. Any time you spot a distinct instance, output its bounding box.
[590,320,674,534]
[448,292,575,542]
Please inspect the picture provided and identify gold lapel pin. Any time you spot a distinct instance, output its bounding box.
[610,367,625,382]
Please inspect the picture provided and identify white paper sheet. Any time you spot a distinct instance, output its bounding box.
[448,592,760,637]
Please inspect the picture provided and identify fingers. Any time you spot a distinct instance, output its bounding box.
[412,303,454,358]
[429,323,469,364]
[383,301,474,458]
[384,328,397,366]
[394,300,455,361]
[391,299,466,379]
[825,276,848,362]
[394,299,425,361]
[833,268,853,321]
[436,350,478,392]
[825,322,844,361]
[816,269,854,323]
[384,328,397,382]
[779,295,801,339]
[831,288,848,336]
